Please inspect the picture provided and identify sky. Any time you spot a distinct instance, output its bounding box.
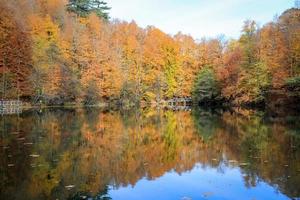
[106,0,295,39]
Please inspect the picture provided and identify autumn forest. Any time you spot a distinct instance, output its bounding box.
[0,0,300,108]
[1,1,300,200]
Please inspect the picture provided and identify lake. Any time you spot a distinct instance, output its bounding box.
[0,108,300,200]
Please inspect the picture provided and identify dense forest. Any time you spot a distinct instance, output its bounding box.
[0,0,300,107]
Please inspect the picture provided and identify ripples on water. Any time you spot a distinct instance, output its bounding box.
[0,108,299,200]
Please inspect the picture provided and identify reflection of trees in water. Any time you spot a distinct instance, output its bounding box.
[83,107,102,132]
[162,111,180,162]
[68,186,111,200]
[219,110,300,198]
[0,108,300,199]
[191,108,222,141]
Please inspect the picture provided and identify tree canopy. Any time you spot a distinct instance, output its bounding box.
[0,0,300,107]
[192,67,221,105]
[67,0,110,19]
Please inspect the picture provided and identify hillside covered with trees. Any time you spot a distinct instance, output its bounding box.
[0,0,300,108]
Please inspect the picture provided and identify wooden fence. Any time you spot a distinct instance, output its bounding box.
[166,97,192,110]
[0,100,23,115]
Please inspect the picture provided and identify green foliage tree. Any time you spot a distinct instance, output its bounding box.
[164,46,179,98]
[67,0,110,19]
[192,66,221,104]
[285,76,300,90]
[239,20,258,67]
[232,20,272,105]
[83,80,100,105]
[236,62,271,104]
[29,15,62,104]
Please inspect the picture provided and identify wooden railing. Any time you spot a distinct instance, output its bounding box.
[0,100,23,115]
[166,97,192,110]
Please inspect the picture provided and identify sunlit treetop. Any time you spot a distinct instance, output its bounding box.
[67,0,110,19]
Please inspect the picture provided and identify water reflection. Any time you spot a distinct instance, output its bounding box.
[0,108,299,200]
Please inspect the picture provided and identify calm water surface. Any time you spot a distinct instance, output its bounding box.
[0,108,300,200]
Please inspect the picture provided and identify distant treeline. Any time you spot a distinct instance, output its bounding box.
[0,0,299,107]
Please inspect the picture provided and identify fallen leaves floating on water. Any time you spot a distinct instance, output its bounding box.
[65,185,75,190]
[29,154,40,158]
[202,192,214,198]
[239,162,249,166]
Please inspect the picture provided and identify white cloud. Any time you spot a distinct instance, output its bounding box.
[106,0,293,39]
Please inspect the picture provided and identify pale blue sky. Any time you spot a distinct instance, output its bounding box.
[106,0,294,39]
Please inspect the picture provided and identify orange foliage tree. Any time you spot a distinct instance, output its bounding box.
[0,2,32,99]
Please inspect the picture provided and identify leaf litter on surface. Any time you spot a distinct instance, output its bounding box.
[202,192,214,198]
[65,185,75,190]
[29,154,40,158]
